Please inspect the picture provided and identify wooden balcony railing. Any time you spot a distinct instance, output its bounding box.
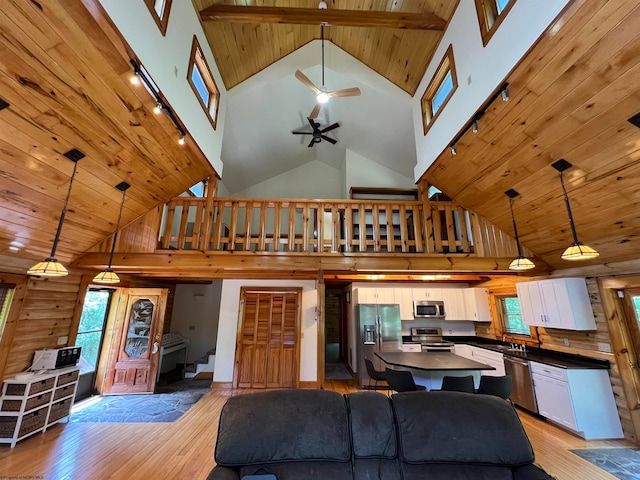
[156,197,514,256]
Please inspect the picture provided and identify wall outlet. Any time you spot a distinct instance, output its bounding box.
[563,338,570,346]
[448,329,453,334]
[597,342,612,353]
[57,335,68,345]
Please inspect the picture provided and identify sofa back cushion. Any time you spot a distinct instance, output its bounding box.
[215,390,351,466]
[346,392,397,459]
[392,391,535,466]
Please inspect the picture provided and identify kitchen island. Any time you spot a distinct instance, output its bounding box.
[376,351,495,390]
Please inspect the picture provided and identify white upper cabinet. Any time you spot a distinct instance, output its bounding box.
[355,288,378,304]
[412,288,444,302]
[517,278,596,330]
[375,288,396,305]
[394,288,415,320]
[441,289,466,321]
[464,288,492,322]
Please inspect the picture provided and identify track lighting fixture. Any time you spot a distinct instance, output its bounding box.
[94,182,130,284]
[551,159,599,261]
[129,59,188,146]
[501,85,509,102]
[472,120,478,134]
[450,145,457,156]
[505,189,535,271]
[28,150,85,277]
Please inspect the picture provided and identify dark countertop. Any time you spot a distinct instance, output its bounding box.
[376,351,495,372]
[452,340,610,370]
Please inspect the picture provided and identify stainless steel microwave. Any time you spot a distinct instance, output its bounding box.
[413,300,446,319]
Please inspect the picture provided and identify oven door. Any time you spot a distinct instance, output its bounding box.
[422,344,453,352]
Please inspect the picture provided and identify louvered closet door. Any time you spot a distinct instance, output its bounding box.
[237,290,300,389]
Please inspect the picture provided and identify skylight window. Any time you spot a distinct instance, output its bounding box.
[420,45,457,135]
[475,0,517,46]
[187,36,220,130]
[144,0,173,36]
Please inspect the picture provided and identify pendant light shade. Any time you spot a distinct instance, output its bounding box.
[28,152,84,277]
[551,159,599,261]
[505,189,535,271]
[93,181,130,284]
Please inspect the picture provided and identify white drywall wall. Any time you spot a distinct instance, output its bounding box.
[214,280,318,383]
[346,150,416,193]
[413,0,570,181]
[98,0,226,176]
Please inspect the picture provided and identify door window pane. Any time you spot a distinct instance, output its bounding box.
[76,290,111,374]
[124,299,154,358]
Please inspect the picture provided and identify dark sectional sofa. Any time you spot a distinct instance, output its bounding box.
[207,389,554,480]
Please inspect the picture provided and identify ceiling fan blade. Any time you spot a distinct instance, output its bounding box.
[327,87,361,98]
[292,130,311,135]
[321,135,337,144]
[295,70,320,94]
[308,103,321,120]
[321,122,340,133]
[308,138,316,148]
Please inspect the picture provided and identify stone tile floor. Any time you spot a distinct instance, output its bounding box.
[571,448,640,480]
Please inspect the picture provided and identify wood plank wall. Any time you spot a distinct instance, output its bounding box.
[475,275,635,441]
[88,206,162,254]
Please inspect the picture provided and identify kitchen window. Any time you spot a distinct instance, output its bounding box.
[187,36,220,130]
[144,0,173,36]
[474,0,517,46]
[421,45,457,135]
[497,296,530,336]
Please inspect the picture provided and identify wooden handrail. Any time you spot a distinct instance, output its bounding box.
[156,197,503,256]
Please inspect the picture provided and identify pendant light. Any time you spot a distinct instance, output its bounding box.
[27,150,84,277]
[505,189,535,271]
[551,159,599,261]
[93,181,130,284]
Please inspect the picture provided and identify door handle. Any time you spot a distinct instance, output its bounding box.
[152,342,159,354]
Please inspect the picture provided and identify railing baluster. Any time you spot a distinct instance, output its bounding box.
[458,206,471,253]
[385,205,394,253]
[288,204,296,252]
[372,205,380,252]
[303,204,310,252]
[244,202,253,251]
[359,204,367,252]
[318,205,325,252]
[193,201,203,250]
[228,202,239,251]
[413,204,424,253]
[432,204,444,253]
[399,204,408,253]
[344,205,352,253]
[177,203,189,250]
[444,204,456,253]
[161,199,176,249]
[212,200,223,250]
[273,203,281,252]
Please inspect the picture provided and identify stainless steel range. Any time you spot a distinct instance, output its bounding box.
[410,327,454,352]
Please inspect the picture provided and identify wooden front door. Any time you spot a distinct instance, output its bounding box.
[103,288,168,394]
[235,288,301,389]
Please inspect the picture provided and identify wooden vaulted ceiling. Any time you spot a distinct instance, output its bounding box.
[193,0,459,94]
[0,0,213,266]
[423,0,640,270]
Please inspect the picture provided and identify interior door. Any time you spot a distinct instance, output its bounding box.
[103,288,168,395]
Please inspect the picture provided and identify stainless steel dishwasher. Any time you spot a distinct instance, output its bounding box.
[504,355,538,413]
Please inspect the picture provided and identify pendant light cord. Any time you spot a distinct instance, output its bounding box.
[321,25,325,87]
[106,188,127,270]
[559,172,580,244]
[49,161,78,258]
[508,199,523,257]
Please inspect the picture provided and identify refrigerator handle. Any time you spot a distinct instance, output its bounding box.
[375,314,381,350]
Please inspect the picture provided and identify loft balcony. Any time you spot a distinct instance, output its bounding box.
[76,195,545,278]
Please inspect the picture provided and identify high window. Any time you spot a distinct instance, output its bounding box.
[497,296,530,336]
[0,286,15,340]
[474,0,517,46]
[187,36,220,130]
[421,45,457,135]
[144,0,173,36]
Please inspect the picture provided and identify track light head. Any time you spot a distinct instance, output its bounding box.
[178,135,186,145]
[501,85,509,102]
[472,120,478,134]
[450,145,457,156]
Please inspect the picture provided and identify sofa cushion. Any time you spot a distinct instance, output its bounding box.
[401,463,514,480]
[239,462,352,480]
[346,392,397,458]
[353,459,402,480]
[215,389,350,466]
[392,391,534,466]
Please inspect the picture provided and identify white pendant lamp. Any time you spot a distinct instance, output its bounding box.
[505,189,535,271]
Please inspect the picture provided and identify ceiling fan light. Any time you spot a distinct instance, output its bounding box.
[93,269,120,284]
[561,242,599,261]
[27,258,68,277]
[509,256,535,271]
[316,91,329,104]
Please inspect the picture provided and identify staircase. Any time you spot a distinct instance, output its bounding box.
[184,348,215,379]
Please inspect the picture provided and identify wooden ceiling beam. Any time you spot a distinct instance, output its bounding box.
[199,5,446,31]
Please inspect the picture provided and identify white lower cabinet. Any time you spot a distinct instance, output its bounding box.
[530,361,622,439]
[401,343,422,353]
[468,346,505,377]
[452,344,472,360]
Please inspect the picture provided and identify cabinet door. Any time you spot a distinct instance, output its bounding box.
[413,288,443,301]
[539,280,574,329]
[532,373,577,430]
[442,289,466,320]
[516,282,545,327]
[453,344,472,359]
[394,289,414,320]
[357,288,377,304]
[464,288,492,322]
[376,288,395,305]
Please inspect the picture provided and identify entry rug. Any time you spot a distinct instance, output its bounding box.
[570,448,640,480]
[70,379,211,423]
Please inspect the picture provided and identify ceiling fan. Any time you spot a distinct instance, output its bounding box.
[295,25,361,119]
[292,118,340,147]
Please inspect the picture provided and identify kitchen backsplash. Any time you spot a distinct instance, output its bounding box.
[401,318,476,337]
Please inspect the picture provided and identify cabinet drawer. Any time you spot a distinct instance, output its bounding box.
[53,384,75,401]
[402,343,422,352]
[530,362,567,381]
[1,391,52,412]
[18,406,47,438]
[49,398,73,424]
[56,370,79,387]
[0,415,18,438]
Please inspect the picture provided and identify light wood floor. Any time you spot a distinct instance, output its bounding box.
[0,379,634,480]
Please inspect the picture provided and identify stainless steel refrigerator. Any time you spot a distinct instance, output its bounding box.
[356,304,402,388]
